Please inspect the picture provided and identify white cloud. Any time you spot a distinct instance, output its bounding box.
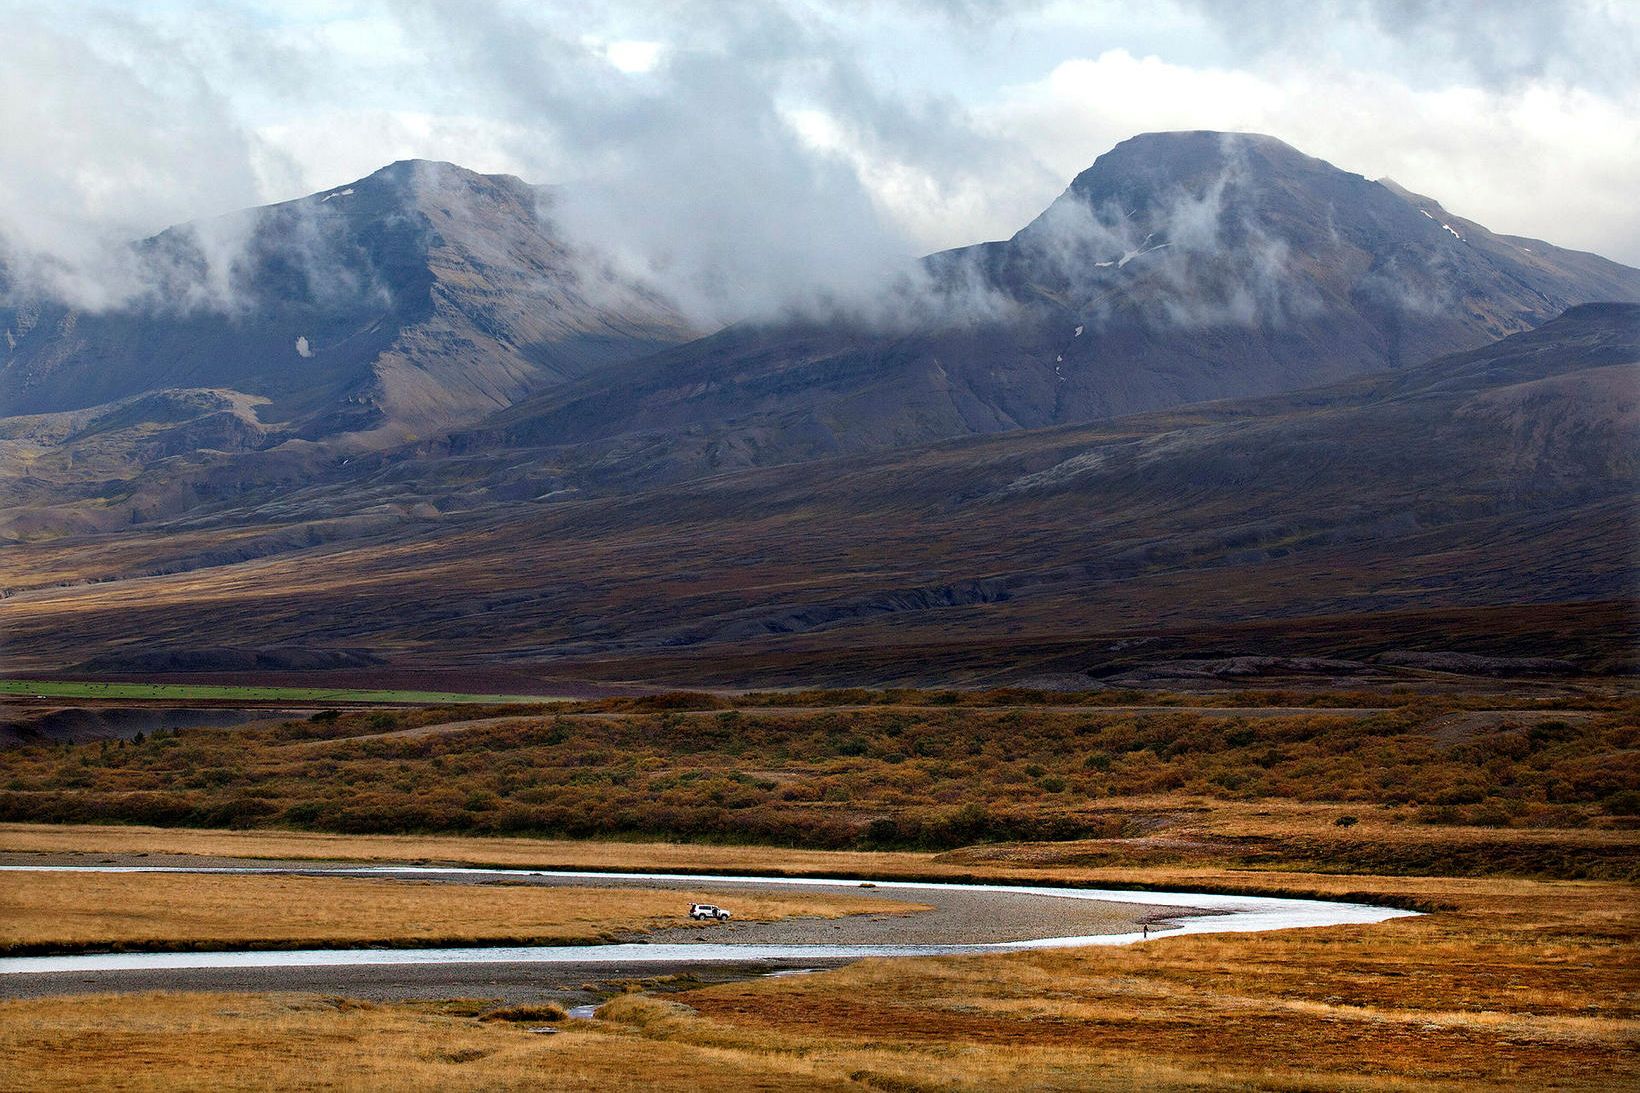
[252,110,546,198]
[602,39,665,74]
[0,8,272,306]
[975,49,1640,263]
[1,0,1635,320]
[782,105,1057,255]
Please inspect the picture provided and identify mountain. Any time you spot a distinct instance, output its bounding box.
[7,133,1639,535]
[2,134,1637,683]
[6,304,1634,683]
[467,131,1640,483]
[0,161,694,442]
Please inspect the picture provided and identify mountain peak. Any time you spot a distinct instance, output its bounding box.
[1105,129,1300,154]
[362,158,524,184]
[1060,130,1354,208]
[315,159,541,210]
[0,155,692,440]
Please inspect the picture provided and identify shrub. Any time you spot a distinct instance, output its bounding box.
[1603,789,1640,816]
[480,1003,568,1023]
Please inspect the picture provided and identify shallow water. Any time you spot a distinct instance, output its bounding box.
[0,864,1417,976]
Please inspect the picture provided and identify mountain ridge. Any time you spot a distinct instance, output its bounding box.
[461,130,1640,490]
[0,160,696,440]
[4,303,1633,682]
[2,134,1637,679]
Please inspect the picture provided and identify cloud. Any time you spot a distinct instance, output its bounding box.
[598,39,665,74]
[1171,0,1640,96]
[0,0,1635,323]
[0,8,280,308]
[385,1,1041,324]
[981,48,1640,266]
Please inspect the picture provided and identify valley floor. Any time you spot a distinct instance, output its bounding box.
[0,683,1633,1088]
[0,824,1635,1090]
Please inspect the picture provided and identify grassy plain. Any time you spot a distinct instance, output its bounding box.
[0,822,941,876]
[632,866,1640,1091]
[0,679,549,705]
[0,852,1634,1090]
[1,681,1634,1088]
[0,992,850,1092]
[0,870,922,956]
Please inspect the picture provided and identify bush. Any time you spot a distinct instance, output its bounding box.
[4,691,1631,869]
[480,1002,568,1023]
[1603,789,1640,816]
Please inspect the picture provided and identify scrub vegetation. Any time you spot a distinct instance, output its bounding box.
[0,689,1633,878]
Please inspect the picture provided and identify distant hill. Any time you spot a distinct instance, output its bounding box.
[7,133,1640,535]
[6,304,1634,683]
[3,134,1637,683]
[0,160,694,441]
[468,131,1640,482]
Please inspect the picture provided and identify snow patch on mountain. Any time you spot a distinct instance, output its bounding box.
[1418,208,1463,241]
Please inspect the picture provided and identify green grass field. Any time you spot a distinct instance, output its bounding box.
[0,680,554,705]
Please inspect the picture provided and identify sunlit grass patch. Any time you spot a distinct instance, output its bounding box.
[0,869,927,956]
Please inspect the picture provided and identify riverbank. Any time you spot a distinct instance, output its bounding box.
[0,865,930,958]
[0,863,1632,1089]
[0,857,1217,998]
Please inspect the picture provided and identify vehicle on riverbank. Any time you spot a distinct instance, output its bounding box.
[689,903,732,921]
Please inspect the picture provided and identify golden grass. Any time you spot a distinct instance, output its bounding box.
[638,864,1640,1091]
[547,865,1632,1091]
[0,821,948,876]
[0,993,848,1091]
[0,870,924,955]
[5,805,1632,893]
[2,824,1637,1088]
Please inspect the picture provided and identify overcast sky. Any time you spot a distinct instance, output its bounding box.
[4,0,1638,313]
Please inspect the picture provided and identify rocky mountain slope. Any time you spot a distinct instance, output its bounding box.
[5,304,1633,682]
[0,160,694,442]
[467,132,1640,482]
[6,133,1639,537]
[3,134,1636,682]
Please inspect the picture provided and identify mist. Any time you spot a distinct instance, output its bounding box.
[2,1,1636,324]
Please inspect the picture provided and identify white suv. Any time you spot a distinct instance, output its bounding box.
[689,903,732,921]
